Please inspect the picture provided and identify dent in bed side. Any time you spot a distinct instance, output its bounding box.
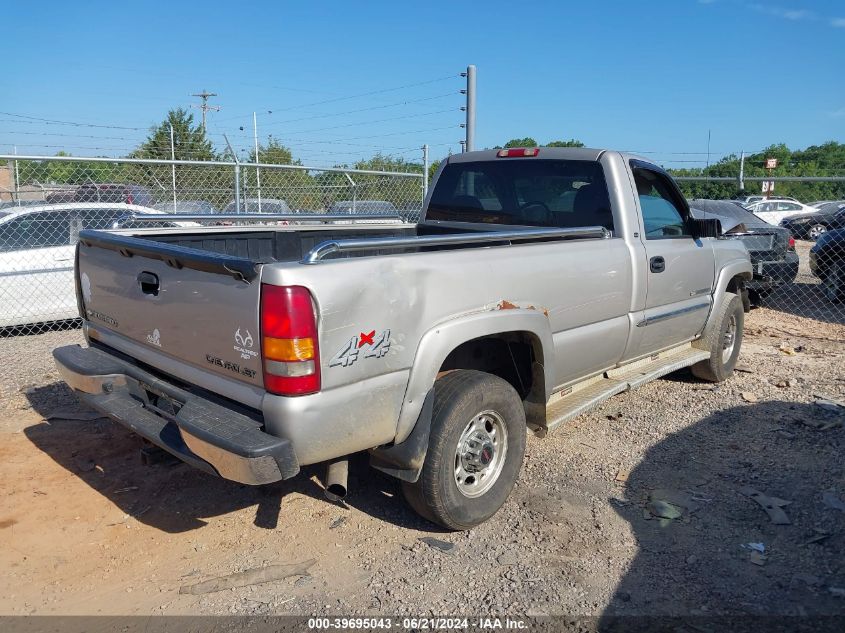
[393,308,555,444]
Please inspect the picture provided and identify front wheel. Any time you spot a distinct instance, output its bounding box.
[402,370,526,530]
[691,292,744,382]
[823,262,845,303]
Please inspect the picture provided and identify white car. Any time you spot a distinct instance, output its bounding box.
[746,199,820,226]
[0,203,189,328]
[737,195,799,206]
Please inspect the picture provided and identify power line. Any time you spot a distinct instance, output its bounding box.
[257,92,459,128]
[0,111,146,131]
[214,73,460,123]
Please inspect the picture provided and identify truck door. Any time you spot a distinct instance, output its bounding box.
[624,164,715,358]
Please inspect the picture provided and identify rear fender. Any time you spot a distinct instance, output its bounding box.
[394,308,555,444]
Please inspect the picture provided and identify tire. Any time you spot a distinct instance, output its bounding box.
[823,262,845,303]
[691,292,744,383]
[401,370,526,530]
[808,224,827,240]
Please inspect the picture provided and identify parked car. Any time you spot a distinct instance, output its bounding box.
[74,183,154,207]
[810,228,845,302]
[746,199,820,226]
[327,200,398,214]
[55,147,752,529]
[152,200,217,214]
[689,199,798,298]
[779,202,845,240]
[736,195,799,206]
[0,199,48,210]
[0,203,189,328]
[223,198,291,213]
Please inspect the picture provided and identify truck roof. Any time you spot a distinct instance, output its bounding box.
[446,147,657,167]
[446,147,606,163]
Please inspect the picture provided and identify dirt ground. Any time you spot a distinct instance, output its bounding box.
[1,304,843,619]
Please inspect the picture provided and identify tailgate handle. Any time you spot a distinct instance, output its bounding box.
[137,271,160,296]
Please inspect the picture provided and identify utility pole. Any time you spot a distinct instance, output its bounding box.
[191,90,220,131]
[738,151,745,192]
[460,65,476,152]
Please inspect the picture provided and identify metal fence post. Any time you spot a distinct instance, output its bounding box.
[422,144,429,200]
[223,134,241,213]
[169,123,177,207]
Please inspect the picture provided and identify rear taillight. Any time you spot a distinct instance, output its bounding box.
[788,236,795,250]
[496,147,540,157]
[126,192,134,204]
[260,284,320,395]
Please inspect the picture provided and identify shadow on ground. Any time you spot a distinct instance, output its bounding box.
[23,381,437,534]
[603,400,844,625]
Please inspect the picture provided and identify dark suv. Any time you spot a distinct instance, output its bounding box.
[74,183,153,207]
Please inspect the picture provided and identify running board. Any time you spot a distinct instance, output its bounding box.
[544,344,710,433]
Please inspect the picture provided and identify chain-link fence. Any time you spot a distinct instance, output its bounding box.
[0,154,424,333]
[0,154,844,334]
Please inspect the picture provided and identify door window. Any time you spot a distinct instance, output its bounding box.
[631,166,690,239]
[0,211,73,252]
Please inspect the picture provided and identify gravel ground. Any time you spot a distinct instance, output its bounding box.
[1,307,843,620]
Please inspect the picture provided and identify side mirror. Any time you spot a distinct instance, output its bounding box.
[687,218,722,239]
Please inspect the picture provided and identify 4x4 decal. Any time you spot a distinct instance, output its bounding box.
[330,329,391,367]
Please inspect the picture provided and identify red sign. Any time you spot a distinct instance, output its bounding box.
[765,158,778,169]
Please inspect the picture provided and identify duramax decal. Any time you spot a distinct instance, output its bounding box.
[330,329,391,368]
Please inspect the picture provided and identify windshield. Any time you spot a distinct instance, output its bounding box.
[426,159,613,230]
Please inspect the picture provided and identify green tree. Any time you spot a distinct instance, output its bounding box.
[132,108,215,161]
[247,135,296,165]
[546,139,585,147]
[669,141,845,202]
[503,137,538,148]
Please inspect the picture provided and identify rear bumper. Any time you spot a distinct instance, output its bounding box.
[53,344,299,485]
[749,252,799,289]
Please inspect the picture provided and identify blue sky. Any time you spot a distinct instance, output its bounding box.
[2,0,843,168]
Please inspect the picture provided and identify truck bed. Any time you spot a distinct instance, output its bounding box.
[145,224,419,263]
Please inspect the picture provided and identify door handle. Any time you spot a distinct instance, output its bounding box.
[137,271,160,296]
[650,256,666,273]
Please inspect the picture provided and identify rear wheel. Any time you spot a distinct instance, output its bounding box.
[823,262,845,303]
[691,293,744,382]
[402,370,526,530]
[809,224,827,240]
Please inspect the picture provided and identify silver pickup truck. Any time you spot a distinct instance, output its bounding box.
[54,147,752,529]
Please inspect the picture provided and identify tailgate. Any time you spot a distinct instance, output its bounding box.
[77,231,265,390]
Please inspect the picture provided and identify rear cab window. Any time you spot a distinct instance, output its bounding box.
[425,159,614,232]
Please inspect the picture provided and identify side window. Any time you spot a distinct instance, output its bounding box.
[632,167,689,239]
[0,218,26,252]
[16,212,74,250]
[778,202,800,211]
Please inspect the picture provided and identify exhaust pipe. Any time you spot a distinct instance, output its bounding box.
[324,459,348,502]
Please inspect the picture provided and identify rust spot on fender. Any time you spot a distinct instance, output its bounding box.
[496,300,550,317]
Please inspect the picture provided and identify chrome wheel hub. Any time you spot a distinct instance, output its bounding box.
[454,410,508,498]
[721,314,737,363]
